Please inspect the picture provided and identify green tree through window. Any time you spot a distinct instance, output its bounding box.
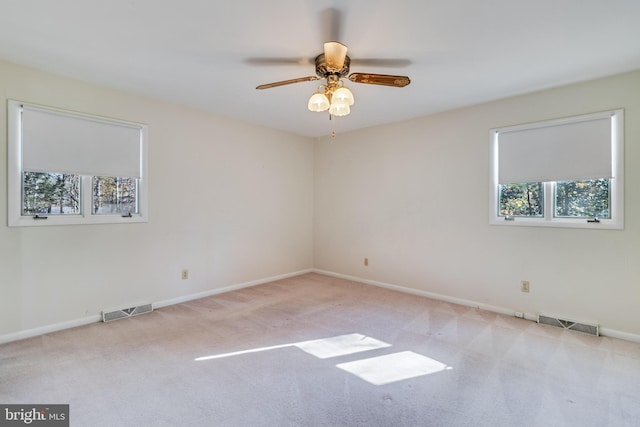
[555,179,610,218]
[22,172,80,215]
[93,176,138,215]
[499,182,543,217]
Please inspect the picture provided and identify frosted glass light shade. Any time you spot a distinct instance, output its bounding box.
[308,93,330,112]
[329,102,350,117]
[332,87,354,106]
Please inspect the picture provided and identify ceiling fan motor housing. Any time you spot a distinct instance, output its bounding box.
[315,54,351,78]
[255,40,410,91]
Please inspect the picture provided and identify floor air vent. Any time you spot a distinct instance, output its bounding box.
[103,304,153,322]
[538,314,599,336]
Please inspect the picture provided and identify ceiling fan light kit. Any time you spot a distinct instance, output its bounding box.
[256,40,410,119]
[308,75,354,116]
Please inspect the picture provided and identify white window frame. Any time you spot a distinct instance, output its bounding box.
[489,109,624,230]
[7,100,148,227]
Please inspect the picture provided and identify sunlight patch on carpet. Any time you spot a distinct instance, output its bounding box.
[195,333,390,361]
[194,343,291,361]
[336,351,452,385]
[295,333,391,359]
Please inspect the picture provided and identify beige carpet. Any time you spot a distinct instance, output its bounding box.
[1,273,639,426]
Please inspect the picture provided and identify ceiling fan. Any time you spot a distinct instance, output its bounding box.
[254,14,411,118]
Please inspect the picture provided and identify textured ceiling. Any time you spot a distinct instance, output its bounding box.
[1,0,639,137]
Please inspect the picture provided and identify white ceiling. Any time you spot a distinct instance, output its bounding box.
[1,0,639,138]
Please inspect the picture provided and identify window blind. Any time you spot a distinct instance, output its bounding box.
[21,105,143,178]
[497,115,612,184]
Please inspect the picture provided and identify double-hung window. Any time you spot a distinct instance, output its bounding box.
[489,109,623,229]
[8,100,148,226]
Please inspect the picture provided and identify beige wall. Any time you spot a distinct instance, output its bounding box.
[314,70,640,339]
[2,59,639,342]
[0,61,314,339]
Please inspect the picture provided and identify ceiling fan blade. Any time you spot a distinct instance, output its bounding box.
[348,73,411,87]
[319,8,343,43]
[324,41,348,70]
[350,58,412,68]
[256,76,320,90]
[246,57,313,66]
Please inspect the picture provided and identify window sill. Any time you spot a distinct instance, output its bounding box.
[489,216,622,230]
[8,213,148,227]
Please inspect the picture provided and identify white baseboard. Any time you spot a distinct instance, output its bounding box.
[0,315,103,345]
[4,268,638,345]
[154,268,314,308]
[0,268,314,345]
[599,327,640,343]
[312,269,640,344]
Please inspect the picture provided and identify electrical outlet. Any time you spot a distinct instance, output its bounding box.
[364,258,368,266]
[181,269,189,280]
[521,280,530,293]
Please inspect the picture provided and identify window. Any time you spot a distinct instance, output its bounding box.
[489,109,623,229]
[8,100,148,226]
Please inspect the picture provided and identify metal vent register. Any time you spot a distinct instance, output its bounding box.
[538,314,599,336]
[102,304,153,322]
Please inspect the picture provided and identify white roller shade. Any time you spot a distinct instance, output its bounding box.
[21,105,143,178]
[498,115,612,184]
